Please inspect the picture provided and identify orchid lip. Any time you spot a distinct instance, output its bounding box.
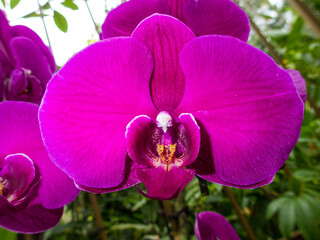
[126,112,200,169]
[125,112,201,199]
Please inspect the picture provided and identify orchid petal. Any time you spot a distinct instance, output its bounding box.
[167,0,187,21]
[177,36,303,186]
[102,0,169,38]
[190,125,275,188]
[7,69,28,97]
[132,14,195,111]
[184,0,250,41]
[11,37,52,86]
[287,69,307,103]
[75,157,141,193]
[0,101,43,157]
[0,10,13,63]
[136,166,195,200]
[11,25,56,73]
[195,211,240,240]
[126,115,155,167]
[0,197,63,234]
[176,113,200,167]
[27,149,80,209]
[39,38,157,188]
[0,101,79,209]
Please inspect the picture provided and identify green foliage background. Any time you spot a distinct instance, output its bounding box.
[1,0,319,239]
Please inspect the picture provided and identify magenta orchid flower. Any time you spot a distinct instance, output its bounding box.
[0,101,79,233]
[102,0,250,41]
[0,10,55,104]
[39,14,304,200]
[195,211,240,240]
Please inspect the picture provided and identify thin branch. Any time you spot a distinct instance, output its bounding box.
[36,0,52,52]
[249,19,285,68]
[88,193,108,240]
[24,235,33,240]
[159,200,174,240]
[223,187,257,240]
[84,0,100,36]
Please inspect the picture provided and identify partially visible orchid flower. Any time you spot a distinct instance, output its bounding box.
[102,0,250,41]
[0,101,79,233]
[39,14,304,200]
[195,211,240,240]
[0,10,55,104]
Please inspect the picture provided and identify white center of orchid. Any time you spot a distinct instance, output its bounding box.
[156,111,172,133]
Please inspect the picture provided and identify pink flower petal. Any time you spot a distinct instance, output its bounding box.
[287,69,307,103]
[136,166,195,200]
[11,25,56,74]
[101,0,169,38]
[75,157,141,194]
[0,101,43,157]
[11,37,52,87]
[0,197,63,234]
[177,113,200,167]
[184,0,250,41]
[39,38,157,189]
[132,14,195,111]
[0,101,79,209]
[126,115,155,167]
[177,36,304,186]
[190,126,275,188]
[195,211,240,240]
[167,0,187,21]
[0,10,14,64]
[27,149,80,209]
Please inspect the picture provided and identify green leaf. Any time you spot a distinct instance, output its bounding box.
[289,177,301,195]
[1,0,5,7]
[266,197,288,219]
[294,197,319,240]
[10,0,20,9]
[278,199,295,238]
[61,0,78,10]
[42,2,51,10]
[53,11,68,33]
[293,169,320,182]
[301,193,320,221]
[23,11,49,18]
[109,223,153,231]
[0,228,17,240]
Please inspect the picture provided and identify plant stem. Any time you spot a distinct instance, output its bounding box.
[286,0,320,37]
[159,200,174,240]
[84,0,100,36]
[36,0,52,52]
[88,193,108,240]
[223,187,257,240]
[196,176,209,196]
[24,235,33,240]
